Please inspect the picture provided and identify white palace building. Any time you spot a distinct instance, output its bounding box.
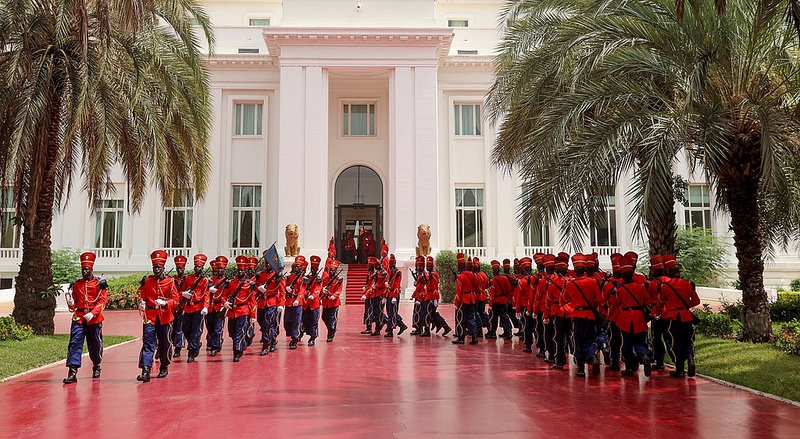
[1,0,799,290]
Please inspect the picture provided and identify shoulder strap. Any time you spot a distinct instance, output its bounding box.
[661,280,692,308]
[618,283,642,307]
[569,280,593,307]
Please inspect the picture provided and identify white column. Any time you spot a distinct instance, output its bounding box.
[389,67,416,261]
[277,66,306,254]
[302,66,329,257]
[413,66,439,251]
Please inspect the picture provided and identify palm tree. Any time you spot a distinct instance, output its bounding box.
[488,0,800,342]
[0,0,214,334]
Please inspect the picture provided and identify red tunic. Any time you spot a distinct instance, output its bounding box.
[647,276,670,318]
[70,276,108,324]
[225,277,257,319]
[139,275,180,324]
[180,274,210,314]
[208,276,228,313]
[425,271,440,301]
[321,272,343,308]
[562,275,601,320]
[412,270,427,301]
[373,269,389,299]
[608,280,652,333]
[658,277,700,323]
[455,271,477,306]
[304,274,323,310]
[489,274,514,305]
[543,273,567,318]
[387,268,403,299]
[284,273,306,307]
[476,271,490,302]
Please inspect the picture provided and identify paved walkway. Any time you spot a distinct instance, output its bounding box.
[2,304,800,438]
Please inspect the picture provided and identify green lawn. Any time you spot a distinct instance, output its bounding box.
[692,333,800,402]
[0,334,135,380]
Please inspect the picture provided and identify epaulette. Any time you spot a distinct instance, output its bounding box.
[98,279,108,289]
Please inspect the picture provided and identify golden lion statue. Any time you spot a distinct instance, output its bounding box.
[285,224,300,257]
[416,224,431,257]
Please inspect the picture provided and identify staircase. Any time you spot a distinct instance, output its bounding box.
[344,264,369,305]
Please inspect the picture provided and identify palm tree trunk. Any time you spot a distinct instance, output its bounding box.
[12,88,60,335]
[646,206,677,256]
[725,179,772,342]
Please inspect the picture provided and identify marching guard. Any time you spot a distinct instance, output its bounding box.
[384,254,408,337]
[171,255,188,357]
[562,254,602,377]
[425,256,451,336]
[410,256,427,335]
[659,255,701,378]
[302,256,324,346]
[255,259,284,355]
[321,259,343,342]
[283,256,307,349]
[486,260,513,340]
[137,250,180,382]
[608,256,654,377]
[63,252,108,384]
[453,253,479,345]
[178,254,210,363]
[206,256,228,356]
[224,255,257,362]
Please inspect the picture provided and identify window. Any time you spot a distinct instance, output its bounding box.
[237,48,260,54]
[590,187,617,247]
[248,18,270,26]
[0,187,20,249]
[342,103,376,136]
[523,221,550,247]
[234,103,263,136]
[455,188,484,247]
[448,19,469,28]
[232,185,261,249]
[0,278,11,289]
[164,194,194,249]
[454,103,482,136]
[94,199,124,248]
[684,184,712,232]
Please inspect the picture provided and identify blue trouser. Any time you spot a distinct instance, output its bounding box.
[227,315,248,352]
[508,303,520,329]
[385,299,404,329]
[139,318,172,368]
[489,303,512,335]
[427,301,447,329]
[609,322,622,362]
[544,318,556,359]
[476,300,490,329]
[668,319,695,372]
[419,300,431,330]
[205,311,225,351]
[572,317,598,366]
[322,306,339,331]
[651,318,672,364]
[181,311,204,351]
[522,308,535,347]
[621,330,651,370]
[171,310,184,350]
[553,316,571,363]
[284,306,302,340]
[455,303,477,337]
[367,297,386,326]
[66,321,103,368]
[259,306,279,344]
[302,307,320,338]
[596,315,608,349]
[535,312,545,350]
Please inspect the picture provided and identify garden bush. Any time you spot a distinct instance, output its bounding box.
[770,295,800,322]
[772,320,800,356]
[720,300,743,321]
[51,247,81,285]
[694,305,735,338]
[674,227,728,287]
[790,278,800,292]
[105,273,149,310]
[778,291,800,301]
[0,316,34,341]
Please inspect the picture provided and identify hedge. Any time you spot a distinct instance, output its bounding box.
[434,250,493,304]
[105,273,149,310]
[0,316,34,341]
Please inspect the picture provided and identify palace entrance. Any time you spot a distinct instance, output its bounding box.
[333,165,383,263]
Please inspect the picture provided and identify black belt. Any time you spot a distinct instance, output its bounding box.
[551,302,560,305]
[574,307,593,310]
[623,306,645,311]
[669,307,688,311]
[146,306,160,310]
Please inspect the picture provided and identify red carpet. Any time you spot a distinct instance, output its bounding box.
[344,263,368,304]
[2,305,800,438]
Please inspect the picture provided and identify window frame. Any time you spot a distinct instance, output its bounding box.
[234,102,264,137]
[453,103,483,137]
[523,221,551,247]
[163,193,194,250]
[683,183,713,232]
[94,199,125,249]
[447,19,470,28]
[231,184,262,250]
[0,187,21,249]
[590,187,618,247]
[455,188,485,248]
[247,17,271,26]
[341,101,377,138]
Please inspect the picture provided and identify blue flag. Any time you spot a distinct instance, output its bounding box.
[263,243,283,273]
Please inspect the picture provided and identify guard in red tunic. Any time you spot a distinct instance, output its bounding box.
[224,255,257,362]
[171,254,188,357]
[283,256,307,349]
[243,256,259,347]
[601,254,624,369]
[562,254,602,377]
[343,231,356,263]
[321,259,343,342]
[410,256,427,335]
[178,254,210,363]
[63,252,108,384]
[137,250,180,382]
[327,236,337,261]
[659,254,701,378]
[425,255,451,336]
[362,230,376,261]
[453,253,479,345]
[540,254,564,366]
[206,256,229,357]
[473,257,490,338]
[486,259,514,340]
[647,255,671,370]
[530,254,547,356]
[384,254,408,337]
[608,256,654,377]
[302,256,323,346]
[517,257,535,352]
[255,260,284,355]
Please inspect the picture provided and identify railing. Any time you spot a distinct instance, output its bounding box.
[166,248,191,258]
[229,248,259,258]
[456,247,488,258]
[92,248,122,259]
[0,248,20,259]
[520,246,556,256]
[590,246,622,257]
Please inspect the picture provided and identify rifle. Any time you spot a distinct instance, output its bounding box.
[223,276,256,313]
[409,267,418,282]
[175,267,211,314]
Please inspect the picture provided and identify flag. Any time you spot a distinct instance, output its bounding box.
[263,243,283,273]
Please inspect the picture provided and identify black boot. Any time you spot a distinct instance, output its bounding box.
[485,332,498,340]
[233,350,242,362]
[308,337,316,346]
[420,327,431,337]
[410,328,420,336]
[442,324,452,336]
[536,349,546,358]
[361,326,372,335]
[452,337,465,344]
[523,344,533,353]
[289,339,298,350]
[384,329,394,338]
[210,349,219,357]
[397,322,408,335]
[591,356,601,377]
[327,329,336,342]
[260,343,270,356]
[137,366,151,382]
[92,365,102,379]
[469,335,479,345]
[642,355,652,377]
[187,349,196,363]
[270,340,277,352]
[371,323,383,336]
[63,366,78,384]
[156,366,169,378]
[173,347,181,358]
[576,364,586,377]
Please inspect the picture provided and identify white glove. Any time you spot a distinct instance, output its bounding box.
[66,295,75,306]
[209,286,218,293]
[526,311,532,316]
[292,300,299,307]
[362,286,366,292]
[181,291,192,299]
[83,312,94,322]
[543,318,550,324]
[307,295,315,300]
[223,302,232,310]
[515,313,522,320]
[381,298,386,305]
[278,306,285,312]
[249,318,256,324]
[286,286,293,294]
[139,301,146,311]
[391,298,397,304]
[361,295,367,301]
[155,299,167,307]
[258,285,267,293]
[434,300,439,308]
[414,301,420,307]
[201,307,208,316]
[323,287,329,293]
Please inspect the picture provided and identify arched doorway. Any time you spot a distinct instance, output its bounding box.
[334,165,383,263]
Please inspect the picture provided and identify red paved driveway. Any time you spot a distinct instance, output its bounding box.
[2,304,799,438]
